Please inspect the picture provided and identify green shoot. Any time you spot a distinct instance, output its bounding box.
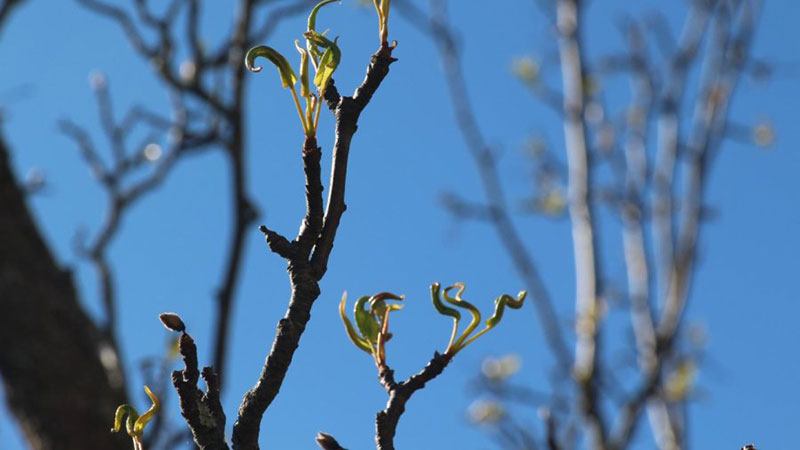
[245,45,308,135]
[110,386,160,450]
[245,1,343,139]
[372,0,392,46]
[430,282,526,356]
[245,45,297,88]
[307,0,340,66]
[430,282,461,352]
[339,291,404,366]
[303,31,341,95]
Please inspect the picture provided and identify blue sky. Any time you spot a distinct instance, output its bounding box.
[1,0,798,449]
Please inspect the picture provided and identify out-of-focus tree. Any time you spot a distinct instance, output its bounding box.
[0,0,780,449]
[395,0,771,448]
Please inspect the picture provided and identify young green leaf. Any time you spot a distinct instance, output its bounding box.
[111,404,138,435]
[443,283,482,346]
[354,295,380,345]
[304,31,340,92]
[294,40,310,98]
[133,385,159,435]
[306,0,339,64]
[308,0,339,34]
[458,289,527,351]
[368,292,404,321]
[245,45,297,88]
[430,282,460,320]
[485,291,526,329]
[431,282,461,353]
[339,293,372,354]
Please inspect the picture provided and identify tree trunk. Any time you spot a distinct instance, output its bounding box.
[0,132,130,449]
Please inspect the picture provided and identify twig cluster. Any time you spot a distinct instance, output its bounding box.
[398,0,765,448]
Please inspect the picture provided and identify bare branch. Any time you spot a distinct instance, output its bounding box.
[309,45,398,278]
[375,352,452,450]
[171,328,229,450]
[233,45,397,449]
[554,1,606,446]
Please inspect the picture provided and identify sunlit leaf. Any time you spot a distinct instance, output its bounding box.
[307,0,339,63]
[443,283,482,346]
[308,0,339,34]
[339,293,372,354]
[110,404,138,436]
[430,282,461,320]
[304,31,340,92]
[485,291,526,328]
[295,40,310,98]
[133,386,159,435]
[368,292,404,322]
[354,295,380,345]
[245,45,297,89]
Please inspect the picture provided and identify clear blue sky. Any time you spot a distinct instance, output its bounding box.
[1,0,798,448]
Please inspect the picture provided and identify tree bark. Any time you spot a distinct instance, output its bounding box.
[0,131,130,449]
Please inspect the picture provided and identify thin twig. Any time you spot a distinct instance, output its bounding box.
[375,352,452,450]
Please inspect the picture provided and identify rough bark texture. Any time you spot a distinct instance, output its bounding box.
[172,332,229,450]
[375,352,451,450]
[0,132,130,449]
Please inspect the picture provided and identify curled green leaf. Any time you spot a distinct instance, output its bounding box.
[294,40,310,98]
[306,0,339,65]
[340,293,372,354]
[443,283,482,346]
[432,282,461,353]
[354,295,380,346]
[133,385,159,435]
[368,292,404,320]
[458,289,527,351]
[245,45,297,88]
[308,0,339,35]
[111,404,138,436]
[304,31,340,92]
[430,282,460,320]
[485,291,526,329]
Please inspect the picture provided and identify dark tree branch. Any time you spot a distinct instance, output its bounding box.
[295,137,324,257]
[309,44,397,278]
[375,352,452,450]
[232,44,397,450]
[172,331,230,450]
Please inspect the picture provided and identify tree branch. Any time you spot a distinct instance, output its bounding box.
[232,44,397,449]
[375,352,452,450]
[171,329,230,450]
[309,44,397,278]
[555,0,606,447]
